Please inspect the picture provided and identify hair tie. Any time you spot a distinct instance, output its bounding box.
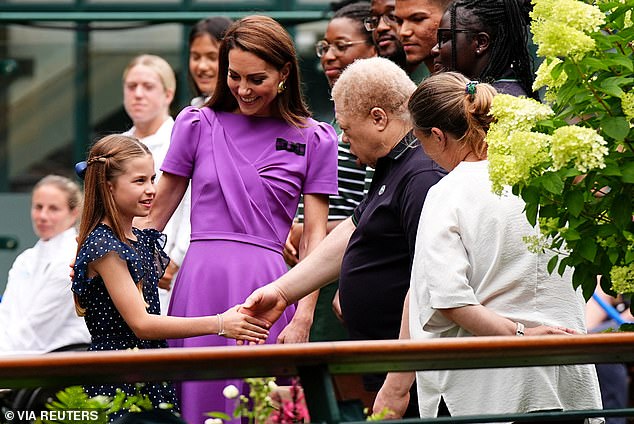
[74,161,88,180]
[75,156,108,180]
[465,81,479,99]
[87,156,108,165]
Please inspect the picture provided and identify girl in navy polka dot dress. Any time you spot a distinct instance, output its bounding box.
[71,134,270,420]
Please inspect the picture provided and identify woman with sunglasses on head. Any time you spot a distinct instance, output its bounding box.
[146,16,338,422]
[431,0,537,99]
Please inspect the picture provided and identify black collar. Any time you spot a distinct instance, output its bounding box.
[386,131,418,160]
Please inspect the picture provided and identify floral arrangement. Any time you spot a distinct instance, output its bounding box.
[487,0,633,305]
[207,377,392,424]
[206,377,309,424]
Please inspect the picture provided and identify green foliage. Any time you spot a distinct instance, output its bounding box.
[234,378,277,424]
[36,384,160,424]
[211,378,391,424]
[488,0,634,299]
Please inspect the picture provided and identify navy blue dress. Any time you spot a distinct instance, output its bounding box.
[72,223,179,418]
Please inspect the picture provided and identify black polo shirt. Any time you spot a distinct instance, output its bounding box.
[339,132,445,344]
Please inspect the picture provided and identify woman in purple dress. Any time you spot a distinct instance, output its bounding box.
[148,15,339,423]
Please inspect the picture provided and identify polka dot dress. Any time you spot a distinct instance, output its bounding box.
[72,223,179,420]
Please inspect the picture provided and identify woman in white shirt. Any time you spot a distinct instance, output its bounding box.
[0,175,90,354]
[122,54,191,314]
[407,72,603,422]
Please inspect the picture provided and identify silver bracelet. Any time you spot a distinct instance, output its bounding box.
[515,322,525,336]
[217,313,226,336]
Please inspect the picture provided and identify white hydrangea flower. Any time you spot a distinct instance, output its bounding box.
[550,126,608,172]
[621,91,634,123]
[611,264,634,294]
[487,95,554,194]
[531,0,605,58]
[533,57,568,102]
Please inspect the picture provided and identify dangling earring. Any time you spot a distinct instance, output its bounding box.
[277,80,286,94]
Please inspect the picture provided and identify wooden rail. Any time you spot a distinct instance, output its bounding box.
[2,333,634,422]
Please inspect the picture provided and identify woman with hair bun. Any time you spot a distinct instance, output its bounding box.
[407,71,602,419]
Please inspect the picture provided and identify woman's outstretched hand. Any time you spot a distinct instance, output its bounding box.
[221,305,271,344]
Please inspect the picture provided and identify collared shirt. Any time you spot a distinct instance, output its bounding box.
[0,227,91,354]
[411,160,602,418]
[340,132,445,344]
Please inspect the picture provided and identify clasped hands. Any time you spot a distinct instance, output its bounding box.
[237,284,292,345]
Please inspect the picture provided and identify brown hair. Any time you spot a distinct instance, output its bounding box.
[75,134,151,316]
[77,134,151,248]
[188,16,234,97]
[206,15,311,127]
[408,72,496,160]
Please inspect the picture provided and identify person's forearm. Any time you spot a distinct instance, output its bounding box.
[326,219,345,234]
[380,292,415,397]
[399,291,411,339]
[441,304,516,336]
[146,173,188,231]
[129,314,216,340]
[274,217,354,303]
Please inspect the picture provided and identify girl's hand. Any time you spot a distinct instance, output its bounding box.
[220,305,270,344]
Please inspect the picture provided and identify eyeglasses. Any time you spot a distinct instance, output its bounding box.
[436,28,479,48]
[363,13,398,32]
[315,40,368,58]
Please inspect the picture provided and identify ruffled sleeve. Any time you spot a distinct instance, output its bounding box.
[137,228,170,280]
[71,224,144,298]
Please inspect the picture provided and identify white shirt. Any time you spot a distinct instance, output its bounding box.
[126,117,191,313]
[410,160,602,421]
[0,227,91,354]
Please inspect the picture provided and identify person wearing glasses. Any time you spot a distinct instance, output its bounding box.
[393,0,453,75]
[363,0,407,69]
[284,1,377,345]
[364,0,427,82]
[431,0,537,99]
[315,1,377,87]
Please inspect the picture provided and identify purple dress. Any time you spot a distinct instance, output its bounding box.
[161,106,338,423]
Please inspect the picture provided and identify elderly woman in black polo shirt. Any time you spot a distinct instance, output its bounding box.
[242,56,445,418]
